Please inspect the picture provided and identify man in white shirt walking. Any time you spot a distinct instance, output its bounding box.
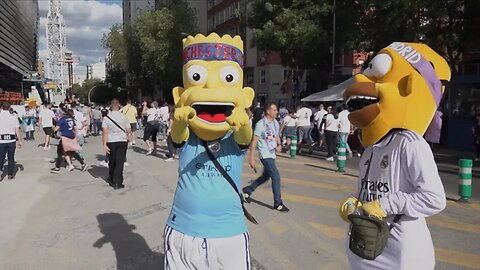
[0,102,22,180]
[324,106,339,161]
[38,103,56,150]
[314,104,328,147]
[103,99,132,190]
[294,103,313,152]
[72,102,87,147]
[158,101,170,141]
[338,105,353,157]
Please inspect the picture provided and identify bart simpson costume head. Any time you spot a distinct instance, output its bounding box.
[171,33,255,144]
[343,42,451,146]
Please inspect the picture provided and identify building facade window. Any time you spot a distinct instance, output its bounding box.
[260,70,266,84]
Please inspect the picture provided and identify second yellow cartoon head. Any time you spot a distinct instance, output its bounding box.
[343,42,451,146]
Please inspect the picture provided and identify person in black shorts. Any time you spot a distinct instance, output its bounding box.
[142,101,160,155]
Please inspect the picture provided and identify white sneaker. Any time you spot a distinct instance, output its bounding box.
[326,156,334,161]
[43,146,48,151]
[68,165,75,171]
[146,149,154,156]
[164,157,174,162]
[99,160,109,167]
[81,163,89,172]
[132,140,136,145]
[124,162,130,167]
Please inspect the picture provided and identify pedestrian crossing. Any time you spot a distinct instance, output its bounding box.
[243,157,480,270]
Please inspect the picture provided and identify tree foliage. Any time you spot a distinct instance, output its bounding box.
[102,0,197,100]
[249,0,474,74]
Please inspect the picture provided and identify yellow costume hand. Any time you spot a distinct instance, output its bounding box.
[174,106,196,123]
[361,200,387,219]
[339,197,362,222]
[226,110,250,132]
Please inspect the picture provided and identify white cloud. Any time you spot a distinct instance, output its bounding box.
[38,0,122,76]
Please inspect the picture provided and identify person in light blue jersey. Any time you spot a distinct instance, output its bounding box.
[164,33,255,270]
[243,102,289,212]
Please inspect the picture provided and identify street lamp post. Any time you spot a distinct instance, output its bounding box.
[332,0,336,75]
[88,83,109,104]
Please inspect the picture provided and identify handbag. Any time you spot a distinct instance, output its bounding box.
[348,150,401,260]
[61,136,82,152]
[202,140,258,224]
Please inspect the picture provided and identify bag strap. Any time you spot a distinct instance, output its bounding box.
[123,105,131,115]
[356,149,402,229]
[106,115,126,133]
[201,140,258,224]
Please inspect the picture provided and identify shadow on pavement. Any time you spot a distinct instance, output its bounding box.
[304,163,339,173]
[131,146,168,159]
[95,154,107,162]
[87,165,109,182]
[249,197,274,210]
[93,213,164,270]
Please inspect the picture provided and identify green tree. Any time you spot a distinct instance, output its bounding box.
[102,0,197,101]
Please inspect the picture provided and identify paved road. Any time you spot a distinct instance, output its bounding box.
[0,133,479,270]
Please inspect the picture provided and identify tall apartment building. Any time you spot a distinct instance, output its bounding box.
[0,0,39,90]
[123,0,156,24]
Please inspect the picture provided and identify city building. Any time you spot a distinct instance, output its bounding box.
[37,59,44,80]
[207,0,294,106]
[73,75,86,86]
[86,64,92,80]
[123,0,155,24]
[0,0,39,91]
[87,62,106,81]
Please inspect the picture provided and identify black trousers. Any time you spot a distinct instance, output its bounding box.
[55,138,85,168]
[0,142,16,176]
[325,130,338,158]
[107,141,128,185]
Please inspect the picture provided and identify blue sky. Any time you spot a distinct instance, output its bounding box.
[38,0,123,76]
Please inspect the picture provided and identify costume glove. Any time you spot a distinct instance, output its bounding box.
[339,197,362,222]
[361,200,387,219]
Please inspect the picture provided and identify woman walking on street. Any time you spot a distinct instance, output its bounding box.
[51,109,88,174]
[103,99,132,189]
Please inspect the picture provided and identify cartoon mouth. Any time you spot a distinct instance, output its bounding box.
[346,95,379,112]
[192,102,234,124]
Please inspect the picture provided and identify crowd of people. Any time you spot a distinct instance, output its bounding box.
[254,102,364,161]
[0,98,362,185]
[0,98,177,184]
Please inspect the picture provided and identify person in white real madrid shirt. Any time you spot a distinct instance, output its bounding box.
[339,42,451,269]
[0,102,22,180]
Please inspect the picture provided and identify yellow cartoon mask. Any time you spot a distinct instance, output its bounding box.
[171,33,255,143]
[343,42,451,147]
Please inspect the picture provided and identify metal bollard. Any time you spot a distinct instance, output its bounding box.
[458,159,473,202]
[337,141,346,172]
[290,135,298,158]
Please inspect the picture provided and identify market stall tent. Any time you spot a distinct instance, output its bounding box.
[301,77,354,102]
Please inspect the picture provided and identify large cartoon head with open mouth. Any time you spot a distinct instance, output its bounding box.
[172,33,255,141]
[343,42,451,147]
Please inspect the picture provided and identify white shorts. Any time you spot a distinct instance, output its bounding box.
[163,225,251,270]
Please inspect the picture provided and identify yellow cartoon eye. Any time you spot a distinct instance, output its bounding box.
[369,53,392,78]
[219,66,240,86]
[187,65,208,85]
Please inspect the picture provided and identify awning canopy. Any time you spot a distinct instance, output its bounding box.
[301,77,354,102]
